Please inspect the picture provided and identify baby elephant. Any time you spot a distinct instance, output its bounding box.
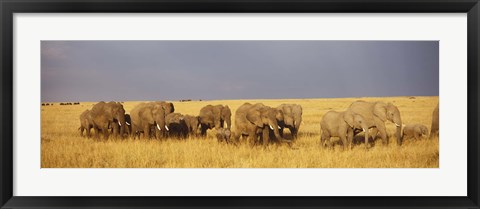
[402,124,428,140]
[216,128,232,143]
[320,110,369,150]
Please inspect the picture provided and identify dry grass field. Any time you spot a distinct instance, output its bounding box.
[41,96,439,168]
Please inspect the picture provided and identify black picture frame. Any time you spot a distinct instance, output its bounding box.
[1,0,479,208]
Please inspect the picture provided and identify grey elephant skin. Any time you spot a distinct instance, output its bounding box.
[348,101,403,147]
[198,105,232,136]
[90,101,127,139]
[184,115,200,136]
[79,109,94,137]
[234,103,288,146]
[216,128,232,143]
[403,124,428,140]
[130,101,174,139]
[165,113,188,139]
[110,113,132,138]
[320,110,369,150]
[276,104,302,139]
[429,103,439,139]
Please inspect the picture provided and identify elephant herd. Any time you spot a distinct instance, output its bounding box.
[320,101,439,150]
[78,100,439,149]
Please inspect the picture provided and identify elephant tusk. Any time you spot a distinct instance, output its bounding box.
[278,125,281,129]
[157,124,161,131]
[363,128,366,132]
[126,121,130,126]
[294,121,296,126]
[395,123,401,127]
[118,121,122,126]
[269,125,274,130]
[165,125,169,131]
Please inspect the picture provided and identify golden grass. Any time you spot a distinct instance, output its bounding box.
[41,96,439,168]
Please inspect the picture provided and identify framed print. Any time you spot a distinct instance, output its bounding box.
[1,0,479,208]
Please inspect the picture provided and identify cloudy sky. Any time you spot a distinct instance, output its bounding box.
[41,41,438,102]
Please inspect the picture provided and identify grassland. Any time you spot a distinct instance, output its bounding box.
[41,96,439,168]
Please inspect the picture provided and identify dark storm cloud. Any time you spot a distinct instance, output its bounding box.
[41,41,438,102]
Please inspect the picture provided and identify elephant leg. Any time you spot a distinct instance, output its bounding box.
[113,123,119,139]
[347,128,354,150]
[247,130,257,147]
[320,132,329,148]
[374,119,388,146]
[102,125,109,140]
[414,131,421,140]
[339,134,349,151]
[94,127,99,139]
[79,127,84,137]
[200,125,208,137]
[369,128,378,141]
[144,125,151,140]
[290,128,297,139]
[155,129,162,140]
[262,128,269,146]
[86,126,92,138]
[132,125,137,140]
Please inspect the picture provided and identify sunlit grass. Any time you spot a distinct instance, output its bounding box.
[41,96,439,168]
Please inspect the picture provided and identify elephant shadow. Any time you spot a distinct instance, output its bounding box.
[351,133,377,147]
[268,131,295,142]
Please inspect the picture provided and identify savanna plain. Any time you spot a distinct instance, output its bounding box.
[41,96,439,168]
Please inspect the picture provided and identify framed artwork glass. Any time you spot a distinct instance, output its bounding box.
[1,0,479,208]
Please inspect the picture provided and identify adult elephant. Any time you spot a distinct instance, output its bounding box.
[198,104,231,137]
[347,101,403,147]
[130,102,168,139]
[90,101,127,139]
[276,104,302,139]
[184,115,200,136]
[79,109,94,137]
[429,103,439,139]
[165,113,188,139]
[234,103,288,146]
[320,110,369,150]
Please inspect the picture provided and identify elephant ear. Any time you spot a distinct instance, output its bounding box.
[246,109,263,127]
[222,105,232,118]
[139,107,154,124]
[343,111,355,128]
[373,102,388,122]
[275,109,284,122]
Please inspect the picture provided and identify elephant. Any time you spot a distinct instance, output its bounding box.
[347,101,403,148]
[184,115,200,136]
[110,113,132,138]
[402,124,428,140]
[130,102,168,139]
[90,101,127,139]
[276,104,302,139]
[320,110,369,150]
[233,103,288,146]
[216,128,232,143]
[429,103,439,139]
[165,113,188,139]
[79,109,94,137]
[198,104,232,137]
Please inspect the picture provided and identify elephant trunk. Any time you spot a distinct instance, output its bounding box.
[392,113,402,145]
[396,126,402,145]
[269,120,288,143]
[118,116,126,138]
[362,126,369,149]
[214,119,222,130]
[225,117,231,130]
